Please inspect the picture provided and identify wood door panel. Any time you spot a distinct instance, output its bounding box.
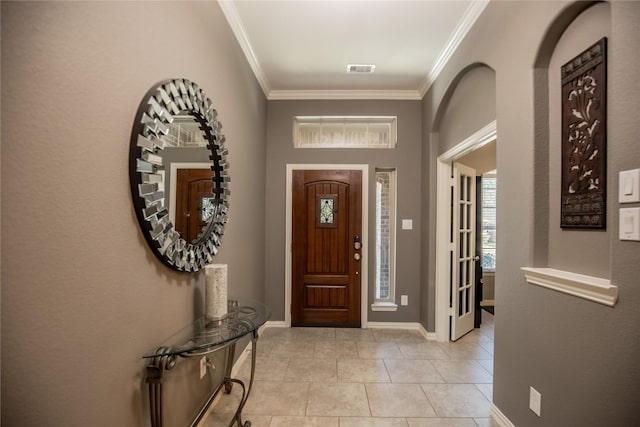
[305,183,348,274]
[292,170,362,327]
[305,285,348,309]
[302,274,349,285]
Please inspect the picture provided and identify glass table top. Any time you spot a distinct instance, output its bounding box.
[143,299,270,358]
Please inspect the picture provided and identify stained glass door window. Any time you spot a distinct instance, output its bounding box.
[201,197,216,222]
[316,194,337,228]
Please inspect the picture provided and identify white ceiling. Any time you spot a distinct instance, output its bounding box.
[219,0,488,100]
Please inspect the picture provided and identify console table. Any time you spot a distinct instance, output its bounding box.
[143,300,270,427]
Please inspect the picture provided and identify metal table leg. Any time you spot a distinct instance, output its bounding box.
[227,330,259,427]
[145,347,177,427]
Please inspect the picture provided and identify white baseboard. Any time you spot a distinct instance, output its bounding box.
[264,320,288,328]
[230,339,251,378]
[490,404,515,427]
[367,321,435,341]
[367,321,422,329]
[418,324,437,341]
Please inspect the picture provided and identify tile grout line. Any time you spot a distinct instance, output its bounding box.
[419,381,441,418]
[362,375,374,419]
[303,381,311,418]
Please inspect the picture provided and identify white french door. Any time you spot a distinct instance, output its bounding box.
[450,162,476,341]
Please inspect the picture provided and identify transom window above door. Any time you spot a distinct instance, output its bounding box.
[293,116,397,149]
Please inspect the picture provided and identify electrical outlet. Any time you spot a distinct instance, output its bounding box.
[529,386,542,417]
[401,295,408,306]
[199,356,207,379]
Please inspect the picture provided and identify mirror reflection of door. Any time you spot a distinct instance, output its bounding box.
[175,169,215,243]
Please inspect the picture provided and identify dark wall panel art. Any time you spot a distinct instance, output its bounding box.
[560,37,607,229]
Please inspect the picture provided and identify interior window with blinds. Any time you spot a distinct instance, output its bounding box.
[293,116,397,148]
[481,173,497,271]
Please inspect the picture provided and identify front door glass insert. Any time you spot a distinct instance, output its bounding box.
[201,196,216,222]
[317,195,337,228]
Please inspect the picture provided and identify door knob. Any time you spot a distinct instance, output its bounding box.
[354,253,361,261]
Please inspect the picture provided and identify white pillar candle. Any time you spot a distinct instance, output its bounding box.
[204,264,228,320]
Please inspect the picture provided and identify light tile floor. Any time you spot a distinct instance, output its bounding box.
[206,311,498,427]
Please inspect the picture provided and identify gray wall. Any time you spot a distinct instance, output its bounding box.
[436,65,496,152]
[423,1,640,425]
[1,2,266,426]
[265,100,422,322]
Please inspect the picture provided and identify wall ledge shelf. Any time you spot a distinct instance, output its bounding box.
[521,267,618,307]
[371,302,399,312]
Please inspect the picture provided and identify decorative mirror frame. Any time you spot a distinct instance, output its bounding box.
[129,79,229,272]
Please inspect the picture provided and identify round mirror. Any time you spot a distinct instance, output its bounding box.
[129,79,229,272]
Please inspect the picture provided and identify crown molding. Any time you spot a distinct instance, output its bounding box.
[221,0,488,101]
[418,0,489,98]
[268,89,422,101]
[218,0,271,96]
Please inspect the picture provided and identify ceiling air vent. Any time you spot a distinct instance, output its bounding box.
[347,64,376,74]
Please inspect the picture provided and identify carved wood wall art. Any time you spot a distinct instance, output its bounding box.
[560,37,607,229]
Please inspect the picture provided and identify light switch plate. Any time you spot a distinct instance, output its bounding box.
[619,207,640,241]
[529,387,542,417]
[619,169,640,203]
[402,219,413,230]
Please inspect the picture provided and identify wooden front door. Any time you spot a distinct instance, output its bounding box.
[291,170,362,327]
[175,168,214,243]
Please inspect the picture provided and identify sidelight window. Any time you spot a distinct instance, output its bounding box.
[374,169,397,308]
